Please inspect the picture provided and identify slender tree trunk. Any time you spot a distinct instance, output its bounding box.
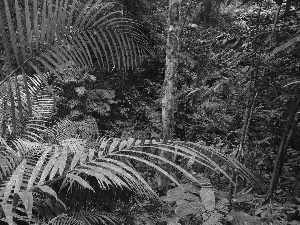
[236,91,258,158]
[265,98,300,201]
[162,0,181,142]
[0,67,6,137]
[159,0,181,193]
[294,169,300,197]
[203,0,211,29]
[275,113,299,180]
[244,92,258,148]
[284,0,291,15]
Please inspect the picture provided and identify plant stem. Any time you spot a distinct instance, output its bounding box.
[265,98,300,201]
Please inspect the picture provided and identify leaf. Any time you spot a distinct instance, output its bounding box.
[88,147,96,161]
[27,147,51,190]
[200,187,215,211]
[175,201,204,217]
[162,187,185,202]
[232,37,244,50]
[108,138,120,153]
[17,191,33,220]
[98,89,115,99]
[35,185,58,199]
[1,204,13,225]
[126,138,136,148]
[231,212,260,225]
[266,35,300,60]
[70,144,84,170]
[66,173,94,192]
[233,193,255,203]
[119,140,128,150]
[1,160,26,204]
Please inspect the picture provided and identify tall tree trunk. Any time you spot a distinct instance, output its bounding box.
[159,0,181,193]
[162,0,181,142]
[284,0,291,15]
[203,0,211,29]
[265,98,300,201]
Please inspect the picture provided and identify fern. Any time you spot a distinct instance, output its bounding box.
[45,116,99,143]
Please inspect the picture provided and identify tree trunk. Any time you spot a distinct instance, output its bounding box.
[203,0,211,29]
[265,98,300,201]
[162,0,181,142]
[294,170,300,198]
[284,0,291,15]
[236,91,258,159]
[159,0,181,193]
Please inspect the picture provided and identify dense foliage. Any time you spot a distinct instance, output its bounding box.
[0,0,300,224]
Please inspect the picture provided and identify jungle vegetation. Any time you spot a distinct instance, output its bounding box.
[0,0,300,224]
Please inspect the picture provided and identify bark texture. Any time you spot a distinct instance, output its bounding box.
[159,0,181,193]
[162,0,181,142]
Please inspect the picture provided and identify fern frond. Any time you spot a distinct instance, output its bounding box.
[46,117,99,142]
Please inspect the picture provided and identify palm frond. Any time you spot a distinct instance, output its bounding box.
[0,138,155,223]
[0,0,152,136]
[48,208,120,225]
[0,118,257,224]
[96,137,257,186]
[41,118,256,187]
[0,137,21,182]
[0,73,56,141]
[33,194,67,221]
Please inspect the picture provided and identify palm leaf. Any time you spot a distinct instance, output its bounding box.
[0,73,56,141]
[0,137,155,223]
[44,118,257,186]
[48,209,120,225]
[45,118,256,186]
[0,0,152,136]
[0,137,20,182]
[0,117,257,224]
[95,137,256,186]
